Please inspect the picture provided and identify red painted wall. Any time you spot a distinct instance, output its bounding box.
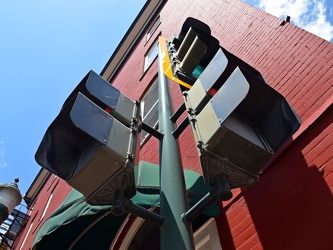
[13,176,72,250]
[111,0,333,248]
[16,0,333,249]
[217,105,333,249]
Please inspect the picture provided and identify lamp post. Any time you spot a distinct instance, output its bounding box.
[0,179,22,225]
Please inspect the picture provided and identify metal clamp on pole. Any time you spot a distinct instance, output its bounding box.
[182,174,232,222]
[172,117,190,139]
[111,190,165,226]
[141,123,163,140]
[170,103,190,139]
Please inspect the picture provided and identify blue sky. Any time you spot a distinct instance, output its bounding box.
[0,0,332,210]
[0,0,146,207]
[245,0,333,41]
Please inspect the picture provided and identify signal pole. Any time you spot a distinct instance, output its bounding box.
[158,45,195,250]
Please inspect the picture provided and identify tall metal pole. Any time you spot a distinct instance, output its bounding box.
[158,47,194,250]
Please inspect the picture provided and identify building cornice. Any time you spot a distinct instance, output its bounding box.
[100,0,166,82]
[23,169,50,207]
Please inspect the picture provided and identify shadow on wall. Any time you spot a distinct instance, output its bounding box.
[217,105,333,250]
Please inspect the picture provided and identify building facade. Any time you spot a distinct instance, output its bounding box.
[10,0,333,249]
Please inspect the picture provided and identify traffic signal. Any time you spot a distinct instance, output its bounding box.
[35,70,140,205]
[183,44,268,115]
[159,17,220,90]
[184,48,301,189]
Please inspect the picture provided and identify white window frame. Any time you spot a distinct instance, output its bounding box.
[146,16,160,41]
[19,222,33,250]
[144,40,159,72]
[40,191,54,220]
[194,218,222,250]
[141,79,159,142]
[112,215,221,250]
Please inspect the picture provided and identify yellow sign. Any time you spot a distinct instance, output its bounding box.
[0,242,7,250]
[159,36,193,90]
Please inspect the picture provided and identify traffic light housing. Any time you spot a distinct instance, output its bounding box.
[35,70,140,205]
[184,48,301,188]
[160,17,220,90]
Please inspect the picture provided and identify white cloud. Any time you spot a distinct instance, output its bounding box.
[301,2,333,42]
[258,0,333,41]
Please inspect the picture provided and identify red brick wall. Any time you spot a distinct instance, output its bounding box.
[13,176,72,250]
[162,0,333,121]
[18,0,332,249]
[111,0,333,248]
[217,105,333,249]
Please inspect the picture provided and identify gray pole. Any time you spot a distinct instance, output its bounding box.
[158,47,194,250]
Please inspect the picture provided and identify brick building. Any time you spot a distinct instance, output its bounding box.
[9,0,333,249]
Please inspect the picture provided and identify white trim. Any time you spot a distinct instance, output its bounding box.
[194,218,222,250]
[147,16,161,41]
[144,39,159,71]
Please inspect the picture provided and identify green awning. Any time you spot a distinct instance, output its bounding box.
[32,161,219,250]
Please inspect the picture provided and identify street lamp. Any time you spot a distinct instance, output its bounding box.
[0,179,22,225]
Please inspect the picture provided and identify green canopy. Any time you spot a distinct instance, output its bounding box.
[32,161,219,250]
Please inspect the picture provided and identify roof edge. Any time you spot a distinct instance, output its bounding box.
[100,0,166,82]
[23,169,51,207]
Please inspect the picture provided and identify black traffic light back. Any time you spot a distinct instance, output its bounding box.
[62,70,135,127]
[177,17,212,43]
[166,18,220,88]
[35,71,140,205]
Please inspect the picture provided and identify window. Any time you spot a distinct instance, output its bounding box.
[147,17,160,41]
[40,191,54,220]
[141,80,158,141]
[111,211,219,249]
[144,40,159,71]
[193,218,222,250]
[19,216,35,250]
